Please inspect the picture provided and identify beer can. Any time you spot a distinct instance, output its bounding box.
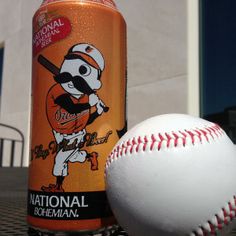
[28,0,127,233]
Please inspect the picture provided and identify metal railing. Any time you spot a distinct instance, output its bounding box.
[0,123,24,167]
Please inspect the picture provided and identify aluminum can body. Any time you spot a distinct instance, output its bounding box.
[28,0,127,232]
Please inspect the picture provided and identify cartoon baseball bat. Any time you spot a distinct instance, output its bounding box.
[38,54,60,76]
[38,54,109,113]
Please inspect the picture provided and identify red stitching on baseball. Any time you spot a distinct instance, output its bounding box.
[143,136,148,151]
[125,143,129,155]
[136,137,141,152]
[206,127,215,140]
[200,129,209,142]
[216,214,223,230]
[179,130,187,146]
[165,133,172,148]
[108,124,225,165]
[185,130,195,144]
[208,221,216,235]
[151,134,156,150]
[222,208,229,225]
[172,132,179,147]
[105,123,235,236]
[210,127,218,138]
[228,202,235,220]
[201,227,208,236]
[194,129,203,143]
[158,133,164,150]
[132,137,136,145]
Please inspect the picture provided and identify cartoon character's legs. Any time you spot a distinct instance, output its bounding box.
[42,129,99,192]
[42,130,86,192]
[41,181,64,192]
[87,152,99,170]
[69,149,87,163]
[53,149,75,176]
[68,149,98,170]
[53,130,87,175]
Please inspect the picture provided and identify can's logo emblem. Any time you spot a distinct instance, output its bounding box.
[33,17,72,56]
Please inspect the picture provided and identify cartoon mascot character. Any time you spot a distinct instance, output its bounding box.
[41,43,107,192]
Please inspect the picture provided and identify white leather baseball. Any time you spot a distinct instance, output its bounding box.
[105,114,236,236]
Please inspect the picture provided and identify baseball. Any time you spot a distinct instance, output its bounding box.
[105,114,236,236]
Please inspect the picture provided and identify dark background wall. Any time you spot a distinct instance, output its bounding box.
[201,0,236,117]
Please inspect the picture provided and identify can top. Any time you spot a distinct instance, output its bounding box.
[41,0,117,10]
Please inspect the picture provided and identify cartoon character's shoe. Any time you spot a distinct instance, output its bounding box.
[87,152,99,171]
[41,184,64,192]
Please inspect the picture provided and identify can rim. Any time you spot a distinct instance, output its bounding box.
[40,0,118,11]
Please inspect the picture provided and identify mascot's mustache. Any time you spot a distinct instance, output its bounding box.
[54,72,94,95]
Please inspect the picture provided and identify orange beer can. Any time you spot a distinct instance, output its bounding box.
[28,0,127,233]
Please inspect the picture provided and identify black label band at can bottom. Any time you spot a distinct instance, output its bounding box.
[28,190,113,220]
